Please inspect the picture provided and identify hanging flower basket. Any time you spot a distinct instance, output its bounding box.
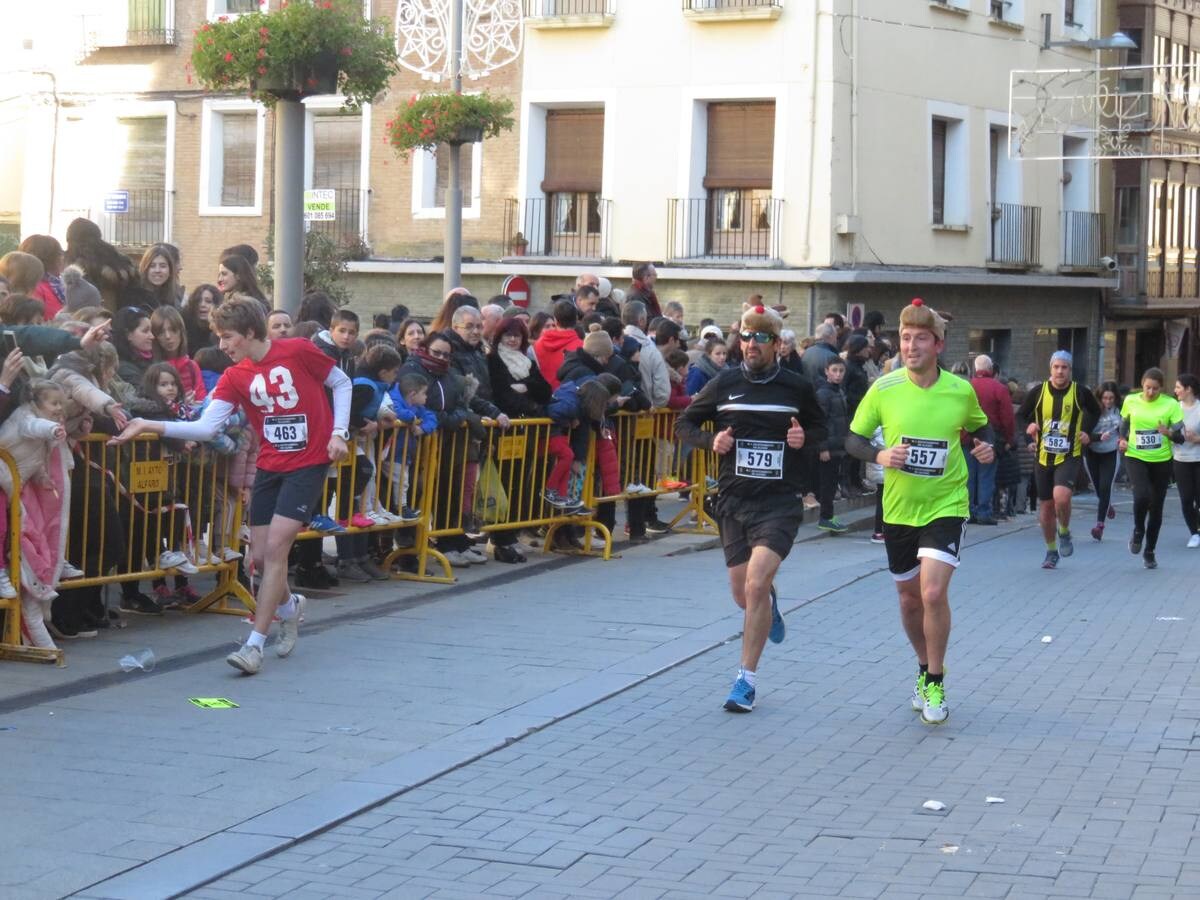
[386,91,515,155]
[188,0,398,110]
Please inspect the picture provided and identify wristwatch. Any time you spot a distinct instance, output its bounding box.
[332,427,349,440]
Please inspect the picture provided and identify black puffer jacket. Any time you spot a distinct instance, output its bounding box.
[844,355,870,415]
[446,331,501,421]
[815,382,849,454]
[557,349,650,412]
[398,357,471,431]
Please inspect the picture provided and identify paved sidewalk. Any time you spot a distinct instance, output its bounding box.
[2,494,881,899]
[189,491,1200,899]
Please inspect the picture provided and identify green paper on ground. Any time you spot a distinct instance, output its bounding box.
[189,698,239,709]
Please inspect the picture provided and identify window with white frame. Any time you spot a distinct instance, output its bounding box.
[1062,0,1094,35]
[989,0,1023,25]
[412,142,481,219]
[930,107,968,226]
[199,100,265,215]
[206,0,259,18]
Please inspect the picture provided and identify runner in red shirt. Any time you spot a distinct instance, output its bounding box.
[111,298,351,674]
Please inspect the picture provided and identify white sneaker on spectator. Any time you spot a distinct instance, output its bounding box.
[0,570,16,599]
[443,550,471,567]
[159,551,199,575]
[221,547,243,562]
[59,562,85,579]
[625,482,652,495]
[589,535,607,551]
[463,547,488,565]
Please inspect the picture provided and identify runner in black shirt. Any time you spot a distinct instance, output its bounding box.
[678,304,825,712]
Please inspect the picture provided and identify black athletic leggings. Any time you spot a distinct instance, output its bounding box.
[1125,457,1172,552]
[1083,449,1119,525]
[1174,459,1200,535]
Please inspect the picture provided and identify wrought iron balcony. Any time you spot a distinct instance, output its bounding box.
[524,0,615,28]
[1060,210,1107,270]
[307,188,370,252]
[682,0,783,19]
[93,189,173,250]
[667,193,782,261]
[987,202,1041,269]
[503,196,612,260]
[82,0,177,50]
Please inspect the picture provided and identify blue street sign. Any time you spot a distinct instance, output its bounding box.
[104,191,129,213]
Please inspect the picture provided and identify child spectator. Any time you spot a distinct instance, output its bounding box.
[665,349,692,410]
[194,347,233,396]
[815,357,850,534]
[130,363,201,607]
[151,306,206,402]
[0,380,72,648]
[545,373,622,512]
[351,344,407,526]
[686,338,726,395]
[388,372,435,522]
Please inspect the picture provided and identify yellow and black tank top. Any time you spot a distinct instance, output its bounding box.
[1035,382,1082,466]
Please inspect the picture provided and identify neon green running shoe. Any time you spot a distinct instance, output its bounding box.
[921,680,948,725]
[911,671,927,712]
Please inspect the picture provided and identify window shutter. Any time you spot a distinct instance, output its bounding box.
[542,110,604,193]
[221,111,256,207]
[932,119,947,225]
[117,117,166,191]
[704,101,774,190]
[313,114,362,189]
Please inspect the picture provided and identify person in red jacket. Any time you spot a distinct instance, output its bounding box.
[967,354,1015,525]
[533,300,583,391]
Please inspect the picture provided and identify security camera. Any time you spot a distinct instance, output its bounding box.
[1099,256,1118,271]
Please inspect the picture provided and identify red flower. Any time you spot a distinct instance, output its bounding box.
[258,66,267,75]
[257,48,265,58]
[207,37,214,45]
[200,23,210,31]
[224,52,234,62]
[323,1,333,7]
[217,14,228,21]
[340,46,352,56]
[259,26,269,36]
[408,95,415,107]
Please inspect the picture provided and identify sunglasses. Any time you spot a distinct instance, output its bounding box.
[739,331,776,344]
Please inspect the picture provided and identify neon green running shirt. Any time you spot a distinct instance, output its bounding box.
[1120,392,1182,463]
[850,367,988,527]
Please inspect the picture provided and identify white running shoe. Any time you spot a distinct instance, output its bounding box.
[221,547,244,562]
[444,550,471,567]
[921,680,949,725]
[0,570,15,599]
[227,643,263,674]
[159,551,199,575]
[624,482,652,495]
[59,562,85,580]
[463,547,488,565]
[911,672,926,712]
[276,594,306,658]
[1188,533,1200,549]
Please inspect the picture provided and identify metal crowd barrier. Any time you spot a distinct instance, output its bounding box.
[1,409,726,664]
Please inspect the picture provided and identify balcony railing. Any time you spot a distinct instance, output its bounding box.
[524,0,615,26]
[92,189,172,249]
[667,193,782,261]
[307,188,370,250]
[682,0,783,18]
[987,202,1041,269]
[1061,210,1106,269]
[503,196,612,260]
[82,0,177,49]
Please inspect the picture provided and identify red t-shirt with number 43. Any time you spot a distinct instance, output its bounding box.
[212,337,336,473]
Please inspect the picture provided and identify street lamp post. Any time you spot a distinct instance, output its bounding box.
[1040,14,1138,52]
[443,0,464,298]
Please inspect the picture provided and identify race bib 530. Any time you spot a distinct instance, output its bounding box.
[1135,429,1162,451]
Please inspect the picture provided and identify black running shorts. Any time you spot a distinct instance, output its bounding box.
[249,463,330,527]
[883,516,968,581]
[1034,456,1081,500]
[719,503,804,568]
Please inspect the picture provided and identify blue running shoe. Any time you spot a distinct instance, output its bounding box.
[309,514,346,534]
[724,677,755,712]
[768,585,785,644]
